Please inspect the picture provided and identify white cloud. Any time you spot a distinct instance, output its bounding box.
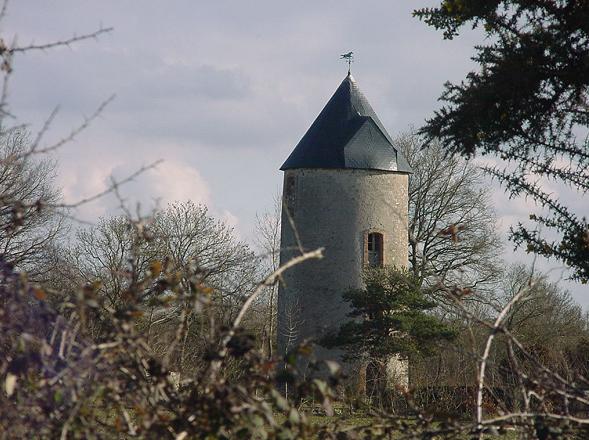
[57,152,124,220]
[144,160,211,207]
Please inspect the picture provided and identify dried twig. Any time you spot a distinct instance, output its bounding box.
[10,27,113,54]
[57,160,162,209]
[476,283,531,436]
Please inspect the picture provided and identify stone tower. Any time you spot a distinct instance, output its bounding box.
[277,73,412,379]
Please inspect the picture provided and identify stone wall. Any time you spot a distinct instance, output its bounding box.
[277,168,409,376]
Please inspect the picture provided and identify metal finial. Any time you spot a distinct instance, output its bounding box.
[340,51,354,74]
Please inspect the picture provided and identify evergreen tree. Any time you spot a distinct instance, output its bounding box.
[414,0,589,282]
[322,268,456,361]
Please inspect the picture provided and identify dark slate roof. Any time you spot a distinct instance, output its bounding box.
[280,73,412,173]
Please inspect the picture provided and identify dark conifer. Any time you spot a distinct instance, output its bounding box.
[415,0,589,282]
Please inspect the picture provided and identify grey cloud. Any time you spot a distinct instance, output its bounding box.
[120,63,252,104]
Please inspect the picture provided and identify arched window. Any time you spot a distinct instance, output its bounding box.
[365,232,384,267]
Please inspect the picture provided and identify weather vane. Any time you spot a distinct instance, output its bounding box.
[340,51,354,74]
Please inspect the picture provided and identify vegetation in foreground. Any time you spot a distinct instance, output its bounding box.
[2,0,589,439]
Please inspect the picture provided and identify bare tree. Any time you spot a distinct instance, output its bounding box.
[151,201,258,312]
[410,264,589,417]
[253,192,281,357]
[498,264,588,377]
[74,202,255,301]
[396,131,502,293]
[73,215,157,309]
[69,201,259,369]
[0,128,63,279]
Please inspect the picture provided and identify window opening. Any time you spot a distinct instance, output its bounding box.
[367,232,383,267]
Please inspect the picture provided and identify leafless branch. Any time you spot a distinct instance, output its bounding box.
[476,281,532,437]
[10,27,113,54]
[30,95,115,158]
[57,160,162,209]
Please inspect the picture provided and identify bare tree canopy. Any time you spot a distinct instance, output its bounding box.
[0,127,62,279]
[500,264,586,358]
[73,201,258,311]
[396,132,501,292]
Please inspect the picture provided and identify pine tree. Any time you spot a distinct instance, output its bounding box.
[322,268,456,361]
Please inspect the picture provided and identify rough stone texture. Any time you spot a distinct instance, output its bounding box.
[386,355,409,391]
[277,168,409,374]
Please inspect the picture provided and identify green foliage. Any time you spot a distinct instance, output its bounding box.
[322,268,457,360]
[414,0,589,282]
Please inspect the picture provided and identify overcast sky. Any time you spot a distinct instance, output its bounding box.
[5,1,587,305]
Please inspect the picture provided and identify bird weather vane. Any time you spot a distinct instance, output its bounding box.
[340,51,354,74]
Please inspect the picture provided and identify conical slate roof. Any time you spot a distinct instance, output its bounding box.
[280,73,412,173]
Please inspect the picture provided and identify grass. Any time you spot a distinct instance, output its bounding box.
[276,411,519,439]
